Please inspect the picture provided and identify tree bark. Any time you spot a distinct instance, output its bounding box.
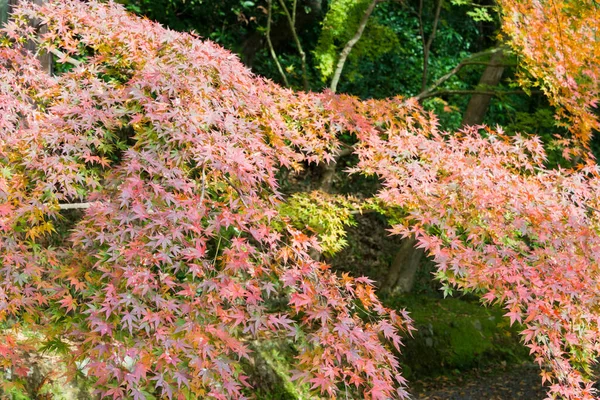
[318,162,337,193]
[0,0,9,26]
[329,0,379,93]
[461,49,505,126]
[316,145,353,193]
[1,0,52,73]
[382,236,424,294]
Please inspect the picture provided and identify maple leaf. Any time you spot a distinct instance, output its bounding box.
[58,294,77,313]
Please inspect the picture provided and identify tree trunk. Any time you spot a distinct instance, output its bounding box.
[329,0,379,93]
[318,162,337,193]
[1,0,52,73]
[461,49,505,126]
[382,236,424,294]
[0,0,9,26]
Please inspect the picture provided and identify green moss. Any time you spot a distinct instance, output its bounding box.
[383,294,529,377]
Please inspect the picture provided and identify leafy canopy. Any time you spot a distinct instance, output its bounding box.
[0,1,600,400]
[1,1,414,398]
[500,0,600,153]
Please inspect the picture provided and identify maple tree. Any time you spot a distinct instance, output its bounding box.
[0,1,414,398]
[0,0,600,399]
[498,0,600,153]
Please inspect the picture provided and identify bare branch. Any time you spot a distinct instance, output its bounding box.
[425,0,443,59]
[337,144,355,157]
[461,49,507,126]
[420,0,444,91]
[418,0,425,53]
[316,144,355,192]
[277,0,309,91]
[222,175,249,208]
[200,163,207,204]
[292,0,297,26]
[49,48,82,67]
[417,88,539,101]
[266,0,289,87]
[461,61,516,67]
[585,204,600,214]
[414,48,504,101]
[58,202,91,210]
[330,0,380,93]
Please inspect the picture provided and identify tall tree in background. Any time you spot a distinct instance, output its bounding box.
[461,48,506,126]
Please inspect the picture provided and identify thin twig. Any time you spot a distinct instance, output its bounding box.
[418,0,425,59]
[266,0,290,87]
[292,0,297,26]
[461,61,516,67]
[417,89,538,101]
[222,175,249,208]
[277,0,309,91]
[585,204,600,214]
[414,48,504,101]
[213,235,222,265]
[200,163,207,204]
[420,0,444,91]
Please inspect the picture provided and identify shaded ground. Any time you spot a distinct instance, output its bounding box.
[410,363,548,400]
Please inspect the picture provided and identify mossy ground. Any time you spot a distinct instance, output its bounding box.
[382,294,530,379]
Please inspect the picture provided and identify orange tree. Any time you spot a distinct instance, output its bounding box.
[1,0,600,399]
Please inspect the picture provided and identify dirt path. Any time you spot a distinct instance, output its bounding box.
[410,364,548,400]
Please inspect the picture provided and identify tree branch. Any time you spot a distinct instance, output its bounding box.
[417,0,425,62]
[49,48,82,67]
[337,144,355,157]
[329,0,380,93]
[417,88,539,100]
[58,202,91,210]
[200,164,207,204]
[316,144,355,192]
[420,0,444,91]
[461,61,516,67]
[461,48,507,126]
[414,47,505,101]
[222,175,249,208]
[277,0,309,91]
[292,0,297,26]
[266,0,289,87]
